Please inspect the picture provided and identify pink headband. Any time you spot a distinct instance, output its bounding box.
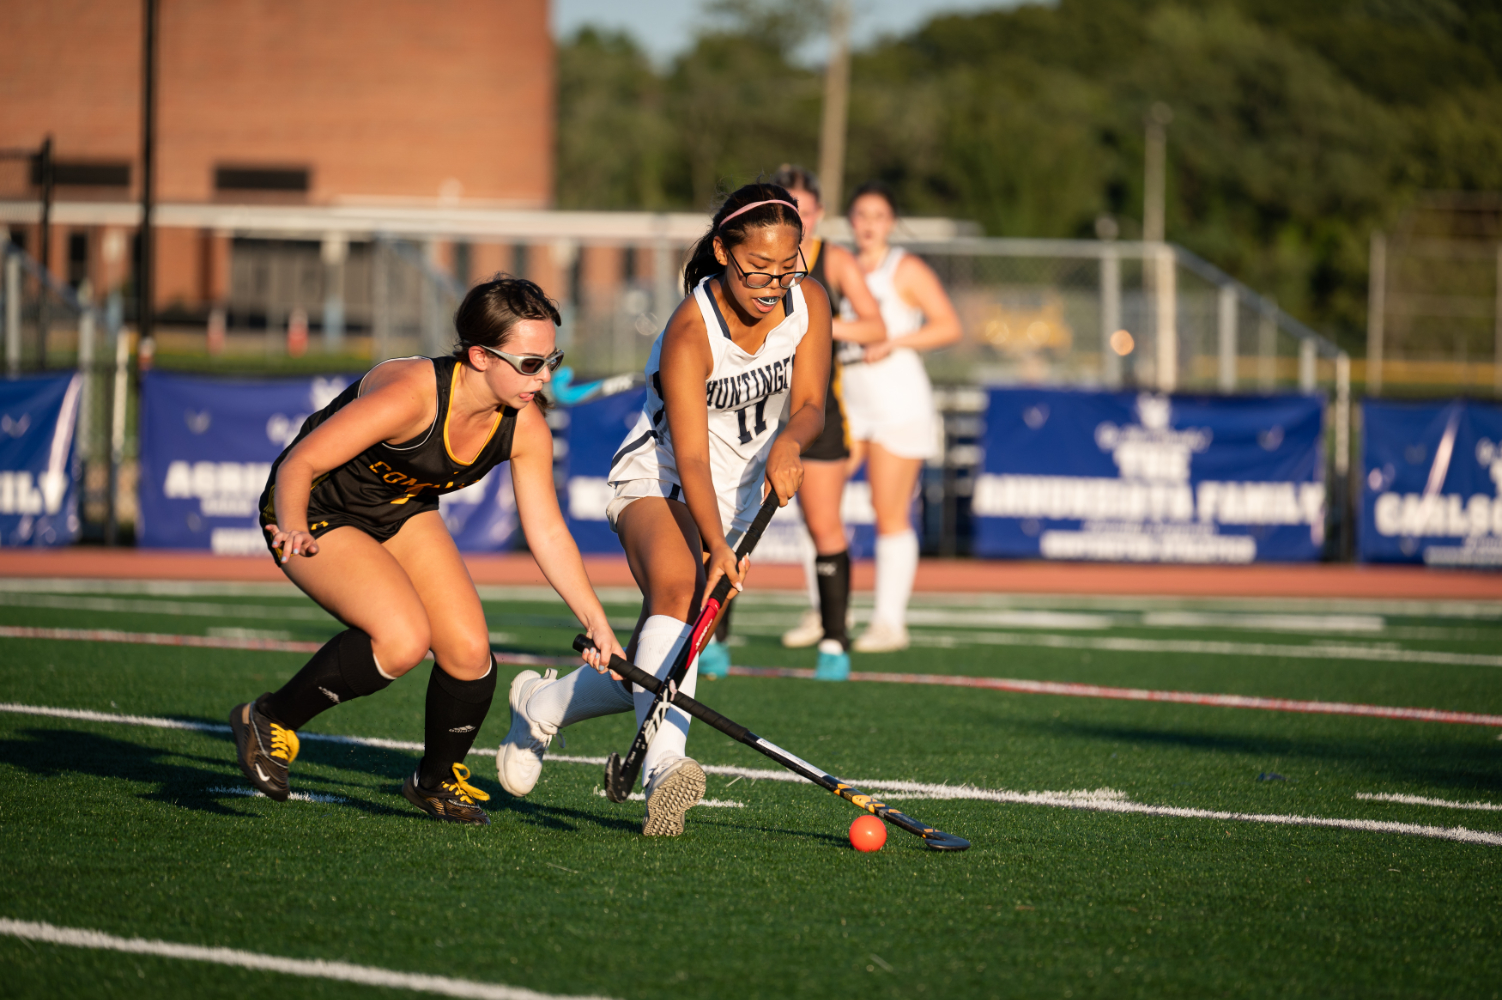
[718,199,799,227]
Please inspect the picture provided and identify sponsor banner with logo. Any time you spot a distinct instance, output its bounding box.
[559,387,875,560]
[140,371,519,554]
[0,372,82,547]
[1360,399,1502,567]
[972,388,1325,563]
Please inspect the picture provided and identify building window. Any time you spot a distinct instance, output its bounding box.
[214,166,310,193]
[68,231,89,287]
[31,160,131,188]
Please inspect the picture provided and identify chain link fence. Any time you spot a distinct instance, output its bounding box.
[3,215,1352,554]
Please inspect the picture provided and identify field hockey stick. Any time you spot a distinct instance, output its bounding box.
[550,368,643,406]
[603,490,781,803]
[576,635,971,852]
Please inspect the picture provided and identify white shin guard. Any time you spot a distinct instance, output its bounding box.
[526,662,634,735]
[873,529,919,629]
[632,614,696,784]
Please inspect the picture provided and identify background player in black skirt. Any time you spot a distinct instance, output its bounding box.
[230,275,625,825]
[769,165,886,680]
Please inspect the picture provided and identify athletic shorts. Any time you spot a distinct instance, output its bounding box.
[803,362,850,463]
[606,478,751,545]
[842,348,940,461]
[257,500,438,563]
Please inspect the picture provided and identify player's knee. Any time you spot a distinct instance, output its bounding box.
[438,632,493,680]
[651,576,700,621]
[370,623,432,677]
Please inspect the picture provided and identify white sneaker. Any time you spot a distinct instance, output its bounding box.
[641,756,706,837]
[852,619,909,653]
[781,608,824,648]
[496,668,557,796]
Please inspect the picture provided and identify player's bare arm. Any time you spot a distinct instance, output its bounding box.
[509,401,624,673]
[766,277,832,504]
[825,242,886,345]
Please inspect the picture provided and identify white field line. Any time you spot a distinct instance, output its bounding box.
[911,630,1502,669]
[590,789,744,808]
[1356,792,1502,812]
[208,785,347,804]
[0,592,334,621]
[0,919,616,1000]
[5,703,1499,847]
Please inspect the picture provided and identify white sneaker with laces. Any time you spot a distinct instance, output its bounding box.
[852,619,910,653]
[496,668,558,796]
[780,608,824,648]
[641,756,706,837]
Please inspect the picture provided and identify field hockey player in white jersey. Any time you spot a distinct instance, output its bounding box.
[496,183,833,836]
[841,182,962,652]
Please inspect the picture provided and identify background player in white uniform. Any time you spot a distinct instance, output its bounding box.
[768,165,886,681]
[841,183,962,652]
[496,183,832,836]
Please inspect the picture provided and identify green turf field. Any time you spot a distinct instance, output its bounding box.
[1,578,1500,999]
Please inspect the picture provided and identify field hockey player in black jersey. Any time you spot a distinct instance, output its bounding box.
[230,275,625,825]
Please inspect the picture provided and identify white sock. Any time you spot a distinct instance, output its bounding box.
[872,530,918,630]
[632,614,696,784]
[526,663,633,735]
[800,528,819,611]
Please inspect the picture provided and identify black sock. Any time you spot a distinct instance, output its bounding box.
[418,661,497,789]
[816,550,851,650]
[714,600,734,643]
[263,628,392,730]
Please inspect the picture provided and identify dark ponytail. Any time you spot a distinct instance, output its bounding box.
[682,183,804,296]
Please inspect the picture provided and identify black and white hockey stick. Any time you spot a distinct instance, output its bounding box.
[576,634,971,852]
[602,490,781,803]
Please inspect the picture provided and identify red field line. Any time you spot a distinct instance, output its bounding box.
[3,549,1501,600]
[728,665,1502,727]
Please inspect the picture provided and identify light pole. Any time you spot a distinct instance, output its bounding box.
[139,0,157,359]
[818,0,852,216]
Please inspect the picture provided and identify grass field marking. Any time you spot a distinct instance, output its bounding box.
[590,789,745,807]
[911,630,1502,669]
[208,785,348,804]
[726,666,1502,727]
[0,592,336,621]
[0,626,325,653]
[0,918,618,1000]
[0,578,303,598]
[1355,793,1502,812]
[5,702,1499,847]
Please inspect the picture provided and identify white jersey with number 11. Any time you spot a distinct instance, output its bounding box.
[608,276,809,535]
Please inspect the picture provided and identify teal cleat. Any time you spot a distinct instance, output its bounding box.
[698,638,731,679]
[813,639,850,681]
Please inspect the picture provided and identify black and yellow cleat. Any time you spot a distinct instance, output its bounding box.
[229,694,300,802]
[401,763,491,826]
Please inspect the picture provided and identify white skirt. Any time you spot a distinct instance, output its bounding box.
[841,347,940,460]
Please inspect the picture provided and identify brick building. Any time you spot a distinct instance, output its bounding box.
[0,0,553,319]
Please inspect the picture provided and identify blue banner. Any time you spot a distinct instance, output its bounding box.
[1360,399,1502,566]
[558,387,875,560]
[971,388,1326,563]
[139,370,521,553]
[0,373,81,547]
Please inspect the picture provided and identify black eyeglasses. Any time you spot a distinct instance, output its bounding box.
[726,247,807,290]
[476,345,565,376]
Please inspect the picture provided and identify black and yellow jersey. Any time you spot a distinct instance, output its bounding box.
[258,355,518,546]
[803,239,851,461]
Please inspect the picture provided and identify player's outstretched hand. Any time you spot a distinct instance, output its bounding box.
[581,617,626,680]
[263,523,319,563]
